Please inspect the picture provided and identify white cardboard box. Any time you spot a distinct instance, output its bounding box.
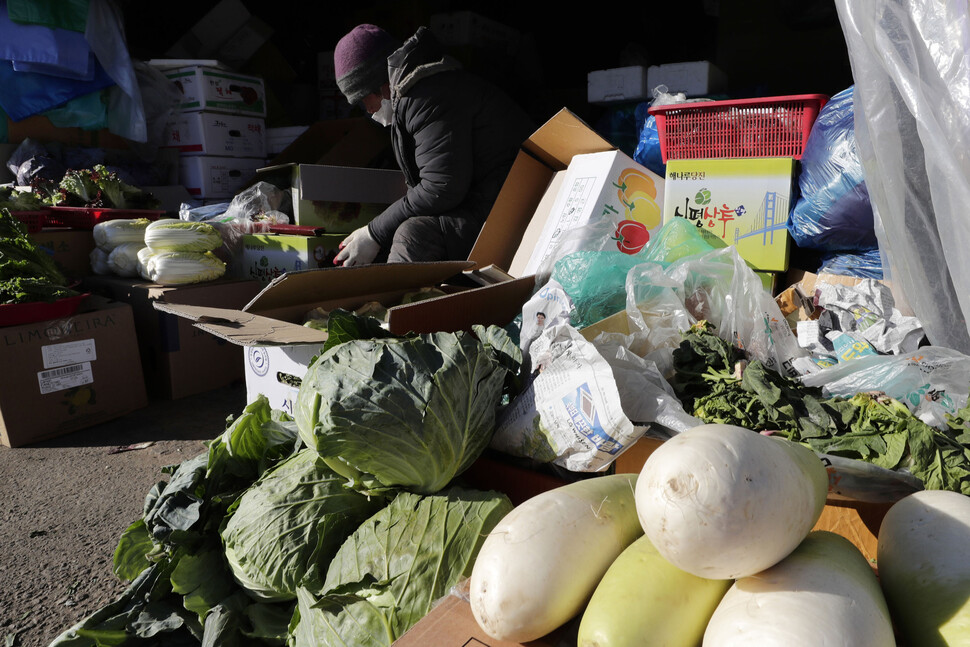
[179,155,263,199]
[588,66,649,104]
[164,64,267,117]
[517,149,665,278]
[647,60,728,97]
[162,111,266,157]
[244,344,320,415]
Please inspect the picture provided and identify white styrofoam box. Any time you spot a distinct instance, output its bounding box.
[179,155,262,199]
[647,61,728,97]
[587,66,649,104]
[162,111,266,158]
[164,64,267,116]
[245,344,322,417]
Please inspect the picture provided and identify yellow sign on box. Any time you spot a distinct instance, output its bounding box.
[661,157,796,272]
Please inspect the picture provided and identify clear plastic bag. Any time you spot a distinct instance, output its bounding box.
[835,0,970,353]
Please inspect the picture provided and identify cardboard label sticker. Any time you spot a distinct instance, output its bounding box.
[38,362,93,394]
[41,339,96,368]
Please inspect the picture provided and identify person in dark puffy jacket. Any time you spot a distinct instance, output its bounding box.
[332,23,534,266]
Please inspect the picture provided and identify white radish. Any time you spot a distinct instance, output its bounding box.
[878,489,970,647]
[703,531,895,646]
[635,423,827,579]
[469,473,641,642]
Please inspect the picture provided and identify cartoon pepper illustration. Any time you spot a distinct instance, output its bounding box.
[612,219,650,254]
[615,168,661,230]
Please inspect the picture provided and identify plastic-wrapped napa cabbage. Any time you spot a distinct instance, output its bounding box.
[92,218,150,251]
[89,247,110,275]
[106,242,146,277]
[142,250,226,285]
[144,219,223,252]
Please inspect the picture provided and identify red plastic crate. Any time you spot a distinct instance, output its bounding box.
[45,206,165,230]
[648,94,828,162]
[11,210,49,234]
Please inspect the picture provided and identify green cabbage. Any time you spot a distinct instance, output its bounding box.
[221,448,384,602]
[294,325,521,495]
[289,487,513,646]
[92,218,150,251]
[145,219,223,252]
[106,242,146,277]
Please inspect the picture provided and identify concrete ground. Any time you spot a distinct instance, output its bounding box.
[0,380,249,647]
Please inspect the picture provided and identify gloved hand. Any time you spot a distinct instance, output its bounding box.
[334,226,380,267]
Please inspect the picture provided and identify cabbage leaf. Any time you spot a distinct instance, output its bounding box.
[295,326,521,495]
[289,487,513,646]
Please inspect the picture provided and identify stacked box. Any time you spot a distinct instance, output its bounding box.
[160,64,268,199]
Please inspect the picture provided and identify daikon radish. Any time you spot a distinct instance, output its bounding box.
[469,473,641,642]
[703,531,895,646]
[635,423,827,579]
[577,534,731,647]
[878,489,970,647]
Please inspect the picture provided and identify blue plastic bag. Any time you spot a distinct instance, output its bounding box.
[818,248,884,279]
[787,87,877,251]
[634,102,666,177]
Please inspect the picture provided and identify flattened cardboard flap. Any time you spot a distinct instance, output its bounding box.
[154,261,473,347]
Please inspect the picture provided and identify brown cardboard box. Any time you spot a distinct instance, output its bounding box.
[0,295,147,447]
[29,229,96,281]
[80,276,263,400]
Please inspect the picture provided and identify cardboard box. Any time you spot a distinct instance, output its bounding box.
[241,232,345,285]
[266,125,309,156]
[587,65,649,104]
[516,150,664,277]
[647,60,728,97]
[162,0,273,69]
[612,435,890,565]
[29,229,96,280]
[164,65,267,117]
[161,111,266,157]
[152,262,537,410]
[80,276,263,400]
[469,108,663,279]
[257,163,406,233]
[0,295,148,447]
[661,157,796,272]
[428,11,520,55]
[179,155,263,198]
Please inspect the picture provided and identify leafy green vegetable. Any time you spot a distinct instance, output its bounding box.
[221,448,385,602]
[52,165,159,209]
[672,321,970,495]
[144,220,222,253]
[289,487,513,646]
[52,396,303,646]
[295,325,521,495]
[0,208,77,304]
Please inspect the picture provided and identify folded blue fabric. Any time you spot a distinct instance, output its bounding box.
[0,0,92,79]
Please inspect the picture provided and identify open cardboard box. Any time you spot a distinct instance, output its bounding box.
[153,261,536,413]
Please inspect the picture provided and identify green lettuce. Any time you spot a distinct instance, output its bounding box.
[294,325,521,495]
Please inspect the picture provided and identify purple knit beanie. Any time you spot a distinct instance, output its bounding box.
[334,24,398,105]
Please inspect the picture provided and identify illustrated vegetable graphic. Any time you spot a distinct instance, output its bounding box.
[577,534,730,647]
[469,473,642,642]
[612,219,650,254]
[616,167,661,229]
[635,423,828,579]
[877,489,970,647]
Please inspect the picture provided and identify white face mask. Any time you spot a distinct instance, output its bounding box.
[371,99,392,127]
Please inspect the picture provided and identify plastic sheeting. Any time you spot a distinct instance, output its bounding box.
[835,1,970,354]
